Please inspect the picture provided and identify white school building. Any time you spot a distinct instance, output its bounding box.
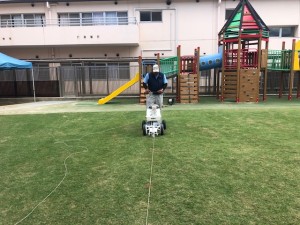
[0,0,299,98]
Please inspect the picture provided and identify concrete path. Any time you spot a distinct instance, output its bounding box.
[0,97,300,115]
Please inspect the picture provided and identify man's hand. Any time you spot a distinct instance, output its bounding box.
[157,89,164,94]
[144,89,150,94]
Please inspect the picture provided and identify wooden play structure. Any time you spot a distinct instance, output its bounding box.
[267,39,300,99]
[218,0,269,102]
[139,45,201,104]
[177,47,200,103]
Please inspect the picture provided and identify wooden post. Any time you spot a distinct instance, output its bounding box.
[263,40,269,101]
[138,55,142,85]
[297,71,300,98]
[177,45,181,102]
[196,47,200,102]
[288,39,296,100]
[236,37,242,103]
[257,34,262,102]
[221,43,225,101]
[279,41,285,98]
[156,53,160,67]
[177,45,181,73]
[138,56,145,104]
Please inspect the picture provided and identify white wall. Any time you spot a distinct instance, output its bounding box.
[0,0,299,60]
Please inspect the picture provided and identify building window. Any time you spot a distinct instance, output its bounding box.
[117,12,128,25]
[105,12,118,25]
[140,11,162,22]
[58,11,128,26]
[58,13,80,26]
[269,26,296,37]
[225,9,234,20]
[0,14,45,27]
[82,13,93,26]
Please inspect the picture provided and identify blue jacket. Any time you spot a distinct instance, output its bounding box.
[143,72,167,94]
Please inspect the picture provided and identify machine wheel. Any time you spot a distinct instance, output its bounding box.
[162,120,166,130]
[142,120,146,130]
[142,124,147,136]
[160,124,164,135]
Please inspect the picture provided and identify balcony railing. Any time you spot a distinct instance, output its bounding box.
[0,17,137,28]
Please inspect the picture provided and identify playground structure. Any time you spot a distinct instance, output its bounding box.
[97,72,140,104]
[97,0,300,105]
[138,46,223,104]
[97,45,222,105]
[218,0,269,102]
[218,0,300,102]
[267,39,300,99]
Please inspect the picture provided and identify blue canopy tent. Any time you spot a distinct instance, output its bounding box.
[0,52,36,101]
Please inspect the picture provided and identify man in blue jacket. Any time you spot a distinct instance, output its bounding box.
[143,64,168,108]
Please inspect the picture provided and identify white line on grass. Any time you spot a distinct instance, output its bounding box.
[14,118,133,225]
[145,136,156,225]
[14,148,86,225]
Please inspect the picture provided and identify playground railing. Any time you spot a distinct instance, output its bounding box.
[159,56,179,78]
[267,50,292,71]
[224,48,258,69]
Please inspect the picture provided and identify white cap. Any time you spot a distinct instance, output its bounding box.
[153,64,159,72]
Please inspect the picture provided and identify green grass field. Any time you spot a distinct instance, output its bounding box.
[1,98,300,224]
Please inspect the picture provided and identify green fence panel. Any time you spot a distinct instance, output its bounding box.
[267,50,292,71]
[159,56,179,78]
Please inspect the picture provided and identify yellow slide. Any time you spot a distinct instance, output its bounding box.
[98,72,140,104]
[293,40,300,71]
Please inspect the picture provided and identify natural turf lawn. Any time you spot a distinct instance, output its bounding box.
[1,106,300,224]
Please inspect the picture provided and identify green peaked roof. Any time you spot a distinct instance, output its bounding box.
[219,0,269,40]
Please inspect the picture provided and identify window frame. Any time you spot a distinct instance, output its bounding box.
[225,9,235,20]
[0,13,45,27]
[58,11,128,26]
[269,26,296,37]
[140,10,162,22]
